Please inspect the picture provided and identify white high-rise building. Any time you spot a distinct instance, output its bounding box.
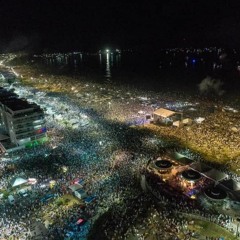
[0,88,47,150]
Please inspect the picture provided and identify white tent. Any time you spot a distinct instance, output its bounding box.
[11,177,28,187]
[69,184,83,192]
[195,117,205,124]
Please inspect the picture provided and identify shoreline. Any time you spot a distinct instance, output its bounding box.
[10,62,240,175]
[2,63,240,174]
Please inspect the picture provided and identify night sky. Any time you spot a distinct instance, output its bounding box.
[0,0,240,52]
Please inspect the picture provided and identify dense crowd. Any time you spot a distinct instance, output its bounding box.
[146,107,240,172]
[0,64,239,240]
[145,172,238,238]
[0,87,157,239]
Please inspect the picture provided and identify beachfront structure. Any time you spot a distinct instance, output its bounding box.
[152,108,183,125]
[0,88,47,150]
[146,152,240,206]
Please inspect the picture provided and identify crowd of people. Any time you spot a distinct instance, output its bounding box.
[0,63,239,239]
[145,172,237,239]
[0,81,159,239]
[146,106,240,173]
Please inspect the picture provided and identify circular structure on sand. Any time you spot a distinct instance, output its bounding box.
[205,186,227,200]
[155,159,172,169]
[182,169,201,181]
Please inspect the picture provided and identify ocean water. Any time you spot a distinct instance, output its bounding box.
[10,50,240,97]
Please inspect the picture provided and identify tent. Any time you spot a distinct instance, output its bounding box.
[69,184,83,192]
[195,117,205,124]
[11,177,28,187]
[153,108,178,118]
[153,108,183,124]
[74,189,87,199]
[85,196,95,204]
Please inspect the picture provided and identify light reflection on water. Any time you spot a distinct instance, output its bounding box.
[41,52,223,75]
[42,52,120,82]
[105,52,111,80]
[34,50,237,93]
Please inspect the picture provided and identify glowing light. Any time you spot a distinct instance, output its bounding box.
[190,195,196,199]
[36,127,47,134]
[106,49,109,53]
[28,178,37,184]
[62,166,68,173]
[49,180,56,188]
[105,53,111,78]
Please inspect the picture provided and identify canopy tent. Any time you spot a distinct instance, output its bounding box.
[11,177,28,187]
[72,178,84,185]
[85,195,95,204]
[195,117,205,124]
[153,108,183,125]
[153,108,178,118]
[69,184,83,192]
[75,189,87,199]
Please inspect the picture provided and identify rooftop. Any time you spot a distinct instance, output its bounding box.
[0,88,18,101]
[0,98,38,112]
[153,108,180,118]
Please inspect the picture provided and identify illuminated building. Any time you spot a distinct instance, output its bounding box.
[0,88,47,151]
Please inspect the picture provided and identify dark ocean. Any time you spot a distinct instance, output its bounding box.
[10,49,240,97]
